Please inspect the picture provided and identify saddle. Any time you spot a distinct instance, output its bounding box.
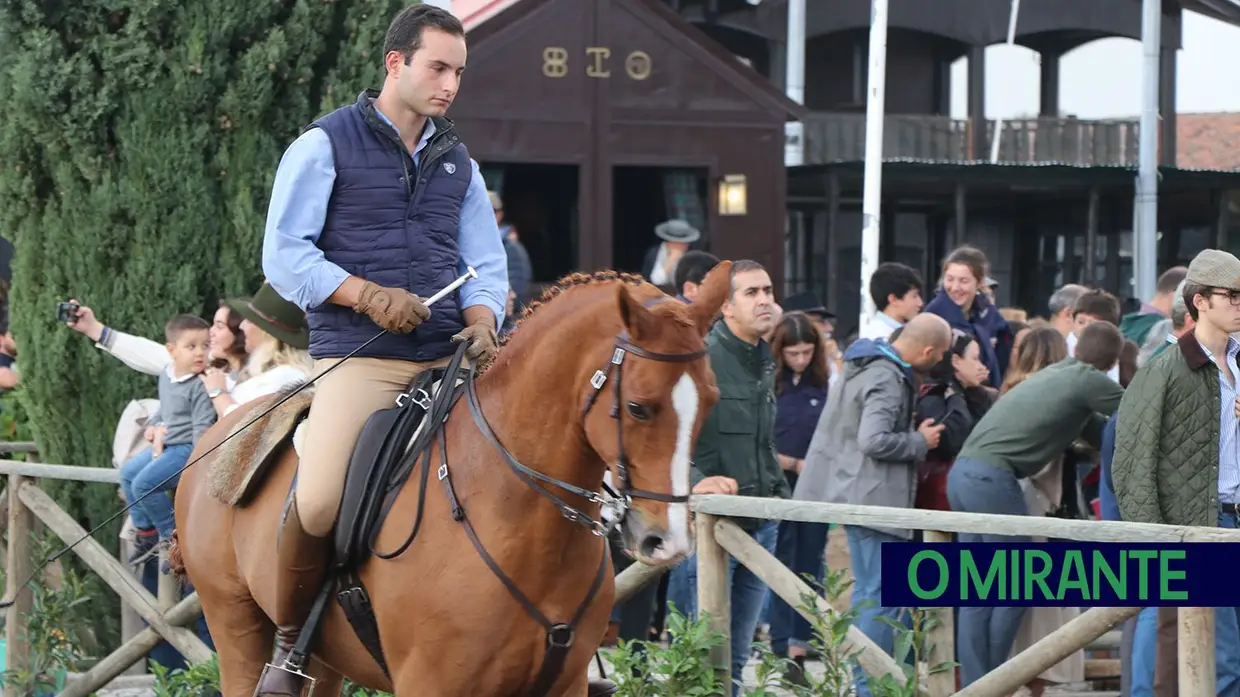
[286,341,611,697]
[284,346,473,681]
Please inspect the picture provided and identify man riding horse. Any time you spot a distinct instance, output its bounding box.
[257,5,630,695]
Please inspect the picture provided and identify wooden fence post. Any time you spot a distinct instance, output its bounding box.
[120,535,146,676]
[1178,607,1215,697]
[4,476,33,697]
[921,530,955,697]
[695,514,731,690]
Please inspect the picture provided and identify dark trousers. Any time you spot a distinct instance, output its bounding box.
[769,517,829,655]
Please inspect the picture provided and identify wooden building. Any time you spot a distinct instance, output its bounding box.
[671,0,1240,332]
[451,0,803,290]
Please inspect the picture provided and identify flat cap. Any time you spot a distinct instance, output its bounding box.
[1186,249,1240,291]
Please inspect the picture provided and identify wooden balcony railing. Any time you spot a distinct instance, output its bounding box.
[802,113,1141,167]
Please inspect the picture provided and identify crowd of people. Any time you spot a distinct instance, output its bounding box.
[18,196,1232,697]
[59,281,315,566]
[1,215,1225,697]
[619,231,1239,697]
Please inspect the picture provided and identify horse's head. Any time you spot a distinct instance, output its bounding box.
[582,262,731,566]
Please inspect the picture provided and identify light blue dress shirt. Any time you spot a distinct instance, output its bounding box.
[1199,336,1240,504]
[261,107,507,328]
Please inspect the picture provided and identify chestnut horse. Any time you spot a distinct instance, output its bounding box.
[170,263,730,696]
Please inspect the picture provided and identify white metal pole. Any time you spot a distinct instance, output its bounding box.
[1135,0,1160,300]
[858,0,889,337]
[989,0,1021,163]
[784,0,806,167]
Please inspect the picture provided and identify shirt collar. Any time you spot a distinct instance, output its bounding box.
[1198,335,1240,364]
[370,99,436,158]
[165,365,197,383]
[876,312,903,331]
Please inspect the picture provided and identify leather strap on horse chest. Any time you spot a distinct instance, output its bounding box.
[436,426,611,697]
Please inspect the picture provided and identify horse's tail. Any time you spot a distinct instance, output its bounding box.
[166,530,187,577]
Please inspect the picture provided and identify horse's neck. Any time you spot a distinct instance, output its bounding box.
[468,364,603,491]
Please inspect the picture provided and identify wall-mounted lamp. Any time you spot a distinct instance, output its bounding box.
[718,174,747,216]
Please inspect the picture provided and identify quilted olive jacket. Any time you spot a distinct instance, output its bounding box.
[1113,330,1223,527]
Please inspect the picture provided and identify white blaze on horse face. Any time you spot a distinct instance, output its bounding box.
[657,372,698,561]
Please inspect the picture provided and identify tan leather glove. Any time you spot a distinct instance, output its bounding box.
[452,321,499,368]
[354,281,430,334]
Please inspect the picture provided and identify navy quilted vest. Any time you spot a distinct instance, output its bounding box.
[306,91,470,362]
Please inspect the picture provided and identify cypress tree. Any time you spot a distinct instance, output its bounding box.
[0,0,410,650]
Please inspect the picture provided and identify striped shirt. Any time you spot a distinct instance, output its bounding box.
[1199,336,1240,504]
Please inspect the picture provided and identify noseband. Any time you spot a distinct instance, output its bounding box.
[464,327,707,535]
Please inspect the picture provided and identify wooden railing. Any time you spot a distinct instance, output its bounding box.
[0,442,207,697]
[9,439,1225,696]
[616,495,1240,697]
[801,113,1140,166]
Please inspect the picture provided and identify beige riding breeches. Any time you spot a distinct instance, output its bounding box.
[295,355,451,537]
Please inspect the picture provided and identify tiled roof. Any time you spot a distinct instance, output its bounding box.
[457,0,522,29]
[1177,112,1240,171]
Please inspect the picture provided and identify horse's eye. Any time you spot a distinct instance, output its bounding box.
[627,402,652,421]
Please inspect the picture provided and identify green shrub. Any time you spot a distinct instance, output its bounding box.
[0,0,416,654]
[0,533,96,696]
[150,655,220,697]
[609,568,957,697]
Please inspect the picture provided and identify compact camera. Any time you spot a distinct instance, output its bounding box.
[56,301,80,324]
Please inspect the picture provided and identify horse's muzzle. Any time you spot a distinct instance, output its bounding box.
[622,509,693,566]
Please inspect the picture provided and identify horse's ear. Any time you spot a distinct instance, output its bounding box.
[688,260,732,337]
[617,284,655,341]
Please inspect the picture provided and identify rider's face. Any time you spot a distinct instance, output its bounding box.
[387,28,466,119]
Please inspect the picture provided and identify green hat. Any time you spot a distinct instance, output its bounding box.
[225,281,309,350]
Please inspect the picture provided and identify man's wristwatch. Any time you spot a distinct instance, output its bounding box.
[207,388,225,399]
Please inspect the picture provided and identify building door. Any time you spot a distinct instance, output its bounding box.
[611,166,709,283]
[482,162,580,292]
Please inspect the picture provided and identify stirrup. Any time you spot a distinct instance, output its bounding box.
[255,660,319,697]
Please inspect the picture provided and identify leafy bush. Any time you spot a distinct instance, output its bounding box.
[151,656,221,697]
[609,568,956,697]
[0,534,96,696]
[0,0,413,654]
[0,388,34,453]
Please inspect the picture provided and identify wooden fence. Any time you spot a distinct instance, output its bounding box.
[0,442,209,697]
[7,439,1235,697]
[0,440,659,697]
[645,495,1240,697]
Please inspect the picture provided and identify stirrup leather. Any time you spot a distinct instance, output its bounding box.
[255,660,319,697]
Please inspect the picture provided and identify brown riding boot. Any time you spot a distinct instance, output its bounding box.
[588,679,619,696]
[254,502,332,697]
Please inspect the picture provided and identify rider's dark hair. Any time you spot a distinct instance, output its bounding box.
[382,5,465,70]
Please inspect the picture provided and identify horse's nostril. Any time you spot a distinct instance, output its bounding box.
[639,534,665,558]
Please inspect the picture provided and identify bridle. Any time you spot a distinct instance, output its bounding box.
[464,328,707,536]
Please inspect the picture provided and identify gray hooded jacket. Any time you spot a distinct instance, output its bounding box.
[792,339,927,539]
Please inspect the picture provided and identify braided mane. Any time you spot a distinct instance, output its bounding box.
[498,269,647,348]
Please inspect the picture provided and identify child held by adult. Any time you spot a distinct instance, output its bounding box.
[115,314,218,564]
